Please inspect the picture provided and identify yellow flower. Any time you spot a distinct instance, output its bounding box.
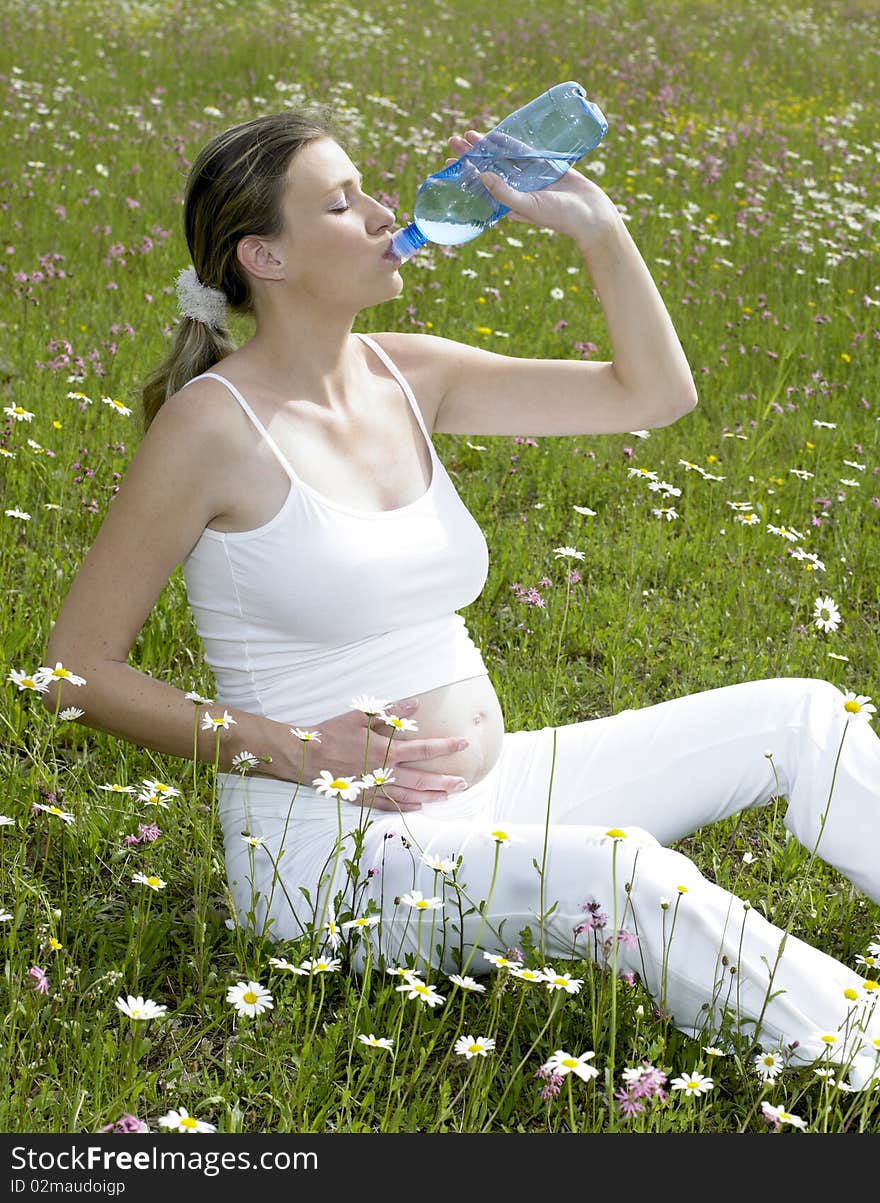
[676,885,689,894]
[476,326,492,336]
[844,987,859,1000]
[48,937,63,952]
[605,828,627,839]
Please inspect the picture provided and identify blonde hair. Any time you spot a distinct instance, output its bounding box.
[139,106,338,434]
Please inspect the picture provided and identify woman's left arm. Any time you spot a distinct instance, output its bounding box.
[410,129,698,438]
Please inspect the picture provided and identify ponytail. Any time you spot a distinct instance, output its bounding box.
[137,105,337,435]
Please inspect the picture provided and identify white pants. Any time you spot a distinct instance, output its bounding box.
[219,677,880,1081]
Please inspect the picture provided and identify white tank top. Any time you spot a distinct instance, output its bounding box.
[180,333,490,727]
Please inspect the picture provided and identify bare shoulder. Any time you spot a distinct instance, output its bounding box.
[360,330,471,430]
[43,380,245,668]
[159,374,253,502]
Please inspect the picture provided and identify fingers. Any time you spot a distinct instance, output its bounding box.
[387,736,469,763]
[361,783,456,813]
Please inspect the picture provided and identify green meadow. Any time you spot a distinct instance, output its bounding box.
[1,0,878,1133]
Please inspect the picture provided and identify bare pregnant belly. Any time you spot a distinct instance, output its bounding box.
[393,674,505,788]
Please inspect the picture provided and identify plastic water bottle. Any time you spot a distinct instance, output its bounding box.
[389,81,608,263]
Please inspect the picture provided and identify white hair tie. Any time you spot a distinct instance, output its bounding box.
[175,265,228,330]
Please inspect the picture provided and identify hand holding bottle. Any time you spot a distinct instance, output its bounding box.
[445,129,622,251]
[389,82,608,261]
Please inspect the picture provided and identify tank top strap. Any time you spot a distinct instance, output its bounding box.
[356,332,433,445]
[182,371,296,483]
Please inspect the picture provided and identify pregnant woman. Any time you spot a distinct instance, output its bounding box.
[42,108,880,1085]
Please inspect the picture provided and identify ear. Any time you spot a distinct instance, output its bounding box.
[236,235,285,282]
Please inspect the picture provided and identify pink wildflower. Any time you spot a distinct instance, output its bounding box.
[99,1113,149,1133]
[27,966,49,994]
[535,1066,564,1100]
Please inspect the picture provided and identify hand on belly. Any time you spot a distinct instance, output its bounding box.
[392,675,505,789]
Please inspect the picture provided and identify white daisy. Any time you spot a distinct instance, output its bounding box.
[542,1049,599,1082]
[447,974,486,992]
[200,709,237,732]
[813,595,841,634]
[670,1070,714,1096]
[421,852,457,874]
[753,1050,784,1081]
[115,994,168,1020]
[226,980,274,1017]
[341,914,380,933]
[455,1034,496,1059]
[842,692,876,723]
[7,668,50,693]
[157,1107,215,1134]
[35,662,86,686]
[131,872,166,891]
[358,1033,393,1050]
[101,396,132,416]
[350,695,391,716]
[32,803,74,824]
[399,890,444,912]
[311,770,362,801]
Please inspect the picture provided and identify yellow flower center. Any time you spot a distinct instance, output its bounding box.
[820,1035,837,1044]
[844,988,859,1000]
[605,828,627,839]
[468,1044,482,1054]
[863,980,878,992]
[23,678,37,688]
[243,991,258,1005]
[562,1058,577,1069]
[844,701,861,713]
[330,779,348,790]
[416,900,428,909]
[677,885,689,894]
[180,1117,198,1130]
[146,877,161,888]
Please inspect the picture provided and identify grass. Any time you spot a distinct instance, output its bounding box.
[1,0,878,1134]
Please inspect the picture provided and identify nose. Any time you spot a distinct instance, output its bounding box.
[368,195,396,233]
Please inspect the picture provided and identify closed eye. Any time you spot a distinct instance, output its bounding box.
[329,202,350,214]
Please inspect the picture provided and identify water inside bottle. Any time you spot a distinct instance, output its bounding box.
[462,148,581,190]
[413,150,581,246]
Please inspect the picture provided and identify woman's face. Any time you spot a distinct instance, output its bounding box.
[259,136,402,311]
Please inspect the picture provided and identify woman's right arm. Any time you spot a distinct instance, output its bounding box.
[40,386,467,811]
